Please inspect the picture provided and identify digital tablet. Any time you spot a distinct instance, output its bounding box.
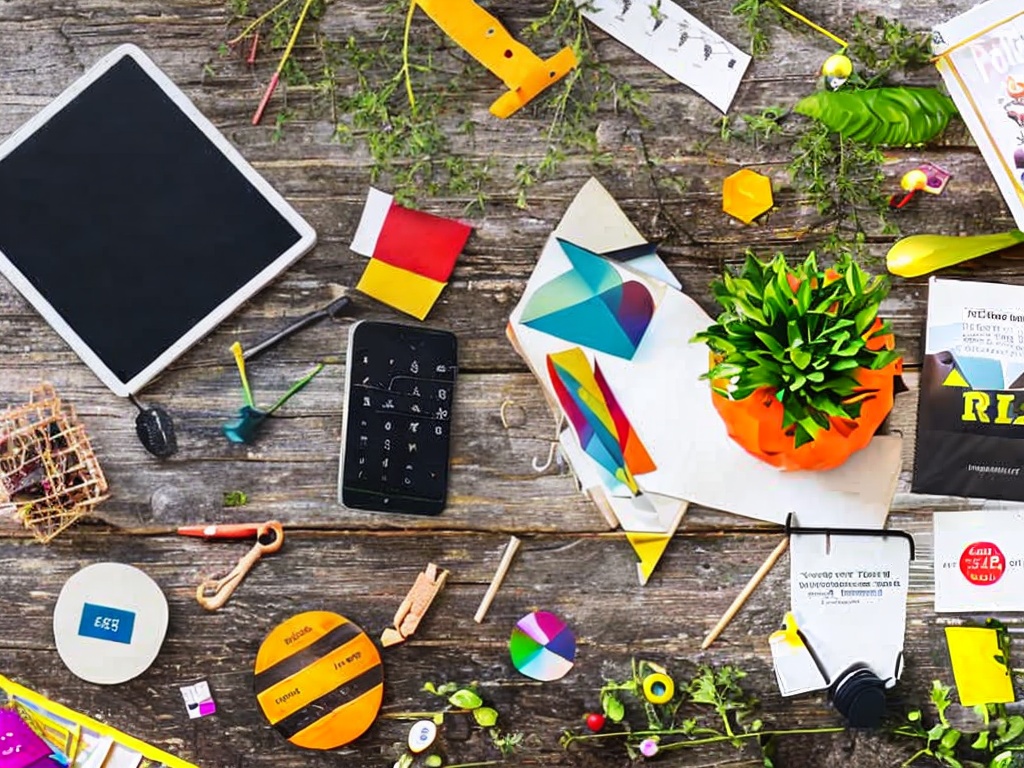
[0,44,316,396]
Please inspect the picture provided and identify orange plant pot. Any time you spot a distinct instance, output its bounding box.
[710,326,902,472]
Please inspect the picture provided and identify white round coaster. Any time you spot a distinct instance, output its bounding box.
[53,562,169,685]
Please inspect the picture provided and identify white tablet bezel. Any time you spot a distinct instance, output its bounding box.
[0,44,317,397]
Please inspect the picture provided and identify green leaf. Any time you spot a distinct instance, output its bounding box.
[927,724,947,743]
[854,304,878,334]
[790,348,812,370]
[754,331,785,355]
[794,87,958,146]
[973,731,990,750]
[937,729,962,753]
[424,756,443,768]
[473,707,499,728]
[907,710,921,722]
[448,689,483,710]
[395,754,414,768]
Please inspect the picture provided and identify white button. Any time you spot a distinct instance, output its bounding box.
[408,720,437,753]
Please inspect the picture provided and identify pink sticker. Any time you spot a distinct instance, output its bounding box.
[0,710,53,768]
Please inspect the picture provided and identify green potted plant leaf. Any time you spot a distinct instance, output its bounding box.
[691,252,902,471]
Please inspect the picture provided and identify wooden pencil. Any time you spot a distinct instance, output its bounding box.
[474,535,522,623]
[700,536,789,650]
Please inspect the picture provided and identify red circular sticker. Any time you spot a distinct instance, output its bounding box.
[959,542,1006,586]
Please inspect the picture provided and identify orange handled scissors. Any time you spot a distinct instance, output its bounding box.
[178,521,284,611]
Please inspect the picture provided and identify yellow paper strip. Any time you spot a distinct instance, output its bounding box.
[0,675,197,768]
[356,258,446,320]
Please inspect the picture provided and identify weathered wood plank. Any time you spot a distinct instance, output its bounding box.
[0,517,981,768]
[0,0,1012,766]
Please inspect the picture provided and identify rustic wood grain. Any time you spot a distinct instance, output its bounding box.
[0,0,1018,766]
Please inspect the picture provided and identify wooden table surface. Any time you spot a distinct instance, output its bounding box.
[0,1,1017,766]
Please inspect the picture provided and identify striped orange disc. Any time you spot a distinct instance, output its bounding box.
[254,611,384,749]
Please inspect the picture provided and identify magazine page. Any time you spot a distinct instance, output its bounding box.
[914,277,1024,499]
[934,0,1024,229]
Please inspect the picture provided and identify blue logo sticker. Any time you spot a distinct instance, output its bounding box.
[78,603,136,645]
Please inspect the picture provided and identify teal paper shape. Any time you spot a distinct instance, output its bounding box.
[520,239,654,359]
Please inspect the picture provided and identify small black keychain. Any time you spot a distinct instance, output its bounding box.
[129,394,178,458]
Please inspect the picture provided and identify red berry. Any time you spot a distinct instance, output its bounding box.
[586,713,606,732]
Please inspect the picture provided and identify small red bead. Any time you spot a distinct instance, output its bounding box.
[586,713,606,732]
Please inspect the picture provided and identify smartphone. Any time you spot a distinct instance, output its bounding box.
[338,320,457,515]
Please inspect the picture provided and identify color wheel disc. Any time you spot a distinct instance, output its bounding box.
[509,611,575,681]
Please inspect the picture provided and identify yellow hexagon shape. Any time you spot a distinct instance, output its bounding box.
[723,168,774,224]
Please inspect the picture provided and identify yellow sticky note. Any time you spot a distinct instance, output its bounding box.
[945,627,1014,707]
[356,258,446,320]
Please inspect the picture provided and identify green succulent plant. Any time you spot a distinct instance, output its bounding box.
[691,252,900,448]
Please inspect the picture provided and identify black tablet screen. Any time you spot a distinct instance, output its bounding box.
[0,55,303,383]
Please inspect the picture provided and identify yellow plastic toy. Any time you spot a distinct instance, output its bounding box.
[415,0,578,118]
[723,169,774,224]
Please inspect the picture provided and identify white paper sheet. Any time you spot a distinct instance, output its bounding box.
[510,178,903,528]
[789,532,910,688]
[578,0,751,112]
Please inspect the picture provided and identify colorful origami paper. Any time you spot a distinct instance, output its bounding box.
[547,347,655,495]
[521,239,655,360]
[351,188,472,320]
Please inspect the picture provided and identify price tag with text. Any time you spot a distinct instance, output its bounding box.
[934,510,1024,612]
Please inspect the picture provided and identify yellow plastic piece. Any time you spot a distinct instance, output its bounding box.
[901,169,928,192]
[942,368,969,388]
[885,231,1024,278]
[415,0,578,118]
[625,531,674,586]
[642,672,676,704]
[945,627,1014,707]
[723,169,774,224]
[356,259,446,320]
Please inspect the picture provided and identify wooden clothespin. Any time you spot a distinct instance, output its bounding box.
[381,563,449,647]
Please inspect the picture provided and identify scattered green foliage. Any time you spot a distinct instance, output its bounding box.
[730,0,788,55]
[893,680,1023,768]
[717,13,943,258]
[222,490,249,507]
[692,252,897,447]
[845,15,933,87]
[220,0,651,212]
[386,680,525,765]
[564,656,1024,766]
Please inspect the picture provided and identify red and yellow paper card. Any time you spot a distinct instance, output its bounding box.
[351,188,472,320]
